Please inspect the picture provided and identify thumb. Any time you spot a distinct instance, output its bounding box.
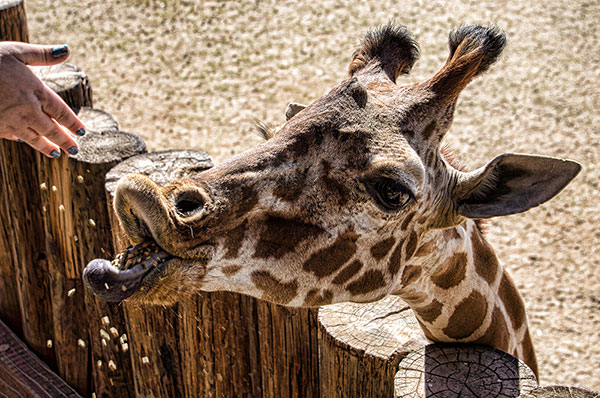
[8,42,70,66]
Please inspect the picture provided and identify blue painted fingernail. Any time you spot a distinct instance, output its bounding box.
[52,45,69,58]
[76,128,86,136]
[67,146,78,155]
[50,150,61,158]
[17,139,25,143]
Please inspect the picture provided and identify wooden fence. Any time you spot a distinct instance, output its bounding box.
[0,2,596,398]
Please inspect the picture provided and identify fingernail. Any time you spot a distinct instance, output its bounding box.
[17,139,25,143]
[50,150,61,158]
[67,146,78,155]
[52,45,69,58]
[76,128,86,136]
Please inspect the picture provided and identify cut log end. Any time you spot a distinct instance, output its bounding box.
[522,386,600,398]
[76,107,119,134]
[105,149,213,194]
[73,130,146,164]
[32,63,93,108]
[395,343,538,398]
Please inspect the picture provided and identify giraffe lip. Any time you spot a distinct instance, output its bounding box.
[83,240,176,302]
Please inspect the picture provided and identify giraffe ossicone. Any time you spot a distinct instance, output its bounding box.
[84,24,580,378]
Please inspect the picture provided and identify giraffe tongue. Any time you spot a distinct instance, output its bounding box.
[83,240,174,302]
[83,259,152,302]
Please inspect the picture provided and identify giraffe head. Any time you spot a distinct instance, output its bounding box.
[84,24,580,306]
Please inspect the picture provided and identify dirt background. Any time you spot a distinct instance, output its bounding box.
[26,0,599,392]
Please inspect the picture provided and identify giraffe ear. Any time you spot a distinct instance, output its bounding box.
[454,153,581,218]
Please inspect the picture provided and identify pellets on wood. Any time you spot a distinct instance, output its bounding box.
[74,235,78,242]
[110,327,119,337]
[102,339,108,347]
[92,393,97,398]
[108,360,117,371]
[59,204,65,212]
[46,339,52,349]
[78,339,86,348]
[142,356,150,364]
[121,334,128,342]
[101,316,110,326]
[67,288,76,297]
[89,219,96,227]
[121,285,127,292]
[51,185,57,192]
[96,360,102,369]
[40,182,47,190]
[77,175,84,183]
[122,342,129,352]
[104,282,109,290]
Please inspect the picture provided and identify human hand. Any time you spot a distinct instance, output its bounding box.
[0,42,86,158]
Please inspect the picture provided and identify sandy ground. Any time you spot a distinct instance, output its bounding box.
[25,0,600,392]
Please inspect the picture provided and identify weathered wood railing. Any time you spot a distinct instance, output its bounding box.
[1,2,598,398]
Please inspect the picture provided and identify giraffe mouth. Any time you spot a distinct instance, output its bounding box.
[83,240,176,302]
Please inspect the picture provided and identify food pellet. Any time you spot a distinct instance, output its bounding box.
[92,393,97,398]
[78,339,86,348]
[122,343,129,352]
[104,282,109,290]
[77,175,84,183]
[59,204,65,212]
[100,329,111,340]
[142,356,150,364]
[40,183,47,190]
[101,316,110,326]
[51,185,57,192]
[74,235,78,242]
[102,339,108,347]
[108,360,117,371]
[89,219,96,227]
[110,327,119,337]
[121,285,127,292]
[67,288,76,297]
[46,339,52,349]
[121,334,127,342]
[96,360,102,368]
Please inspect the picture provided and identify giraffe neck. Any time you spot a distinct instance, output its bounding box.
[393,219,538,377]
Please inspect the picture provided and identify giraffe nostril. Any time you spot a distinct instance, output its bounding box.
[175,191,205,217]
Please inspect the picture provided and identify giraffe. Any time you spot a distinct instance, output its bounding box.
[84,24,581,378]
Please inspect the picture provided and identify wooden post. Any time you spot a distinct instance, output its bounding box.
[31,63,93,108]
[104,151,215,397]
[0,0,29,341]
[37,104,145,396]
[318,296,427,398]
[0,0,28,42]
[395,344,538,398]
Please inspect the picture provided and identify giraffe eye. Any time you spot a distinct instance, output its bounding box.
[364,177,414,211]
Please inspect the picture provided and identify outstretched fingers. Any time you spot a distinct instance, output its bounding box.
[38,86,87,140]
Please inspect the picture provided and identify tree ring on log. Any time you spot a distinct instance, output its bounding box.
[75,107,119,134]
[72,130,146,164]
[522,386,600,398]
[105,149,213,194]
[31,63,93,108]
[395,343,538,398]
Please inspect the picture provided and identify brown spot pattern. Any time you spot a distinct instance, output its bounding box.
[346,270,386,296]
[416,299,443,323]
[332,260,363,285]
[473,306,510,351]
[321,161,349,206]
[221,265,242,276]
[414,240,436,257]
[387,241,403,275]
[404,231,418,260]
[431,252,467,289]
[521,330,538,377]
[251,270,298,305]
[471,227,499,285]
[223,220,248,258]
[370,237,396,260]
[303,232,358,278]
[304,289,334,307]
[400,212,415,231]
[498,273,526,330]
[442,290,488,340]
[400,265,421,286]
[273,170,308,202]
[254,215,324,259]
[421,120,437,141]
